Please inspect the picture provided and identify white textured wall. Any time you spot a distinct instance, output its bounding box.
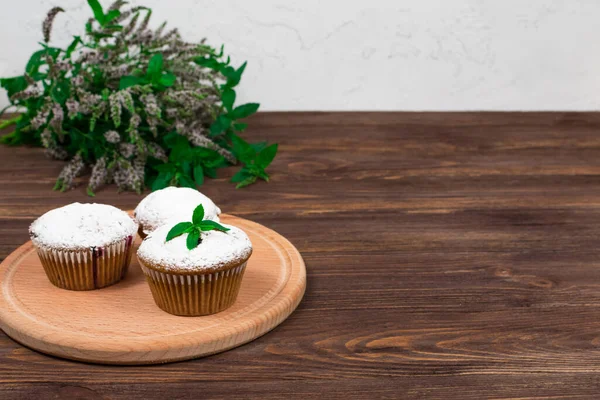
[1,0,599,111]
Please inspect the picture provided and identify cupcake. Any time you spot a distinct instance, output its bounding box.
[29,203,138,291]
[137,204,252,316]
[134,187,221,238]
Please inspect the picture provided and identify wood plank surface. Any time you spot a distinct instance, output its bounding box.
[2,112,600,399]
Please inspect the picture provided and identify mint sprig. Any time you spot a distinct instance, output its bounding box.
[230,133,278,188]
[165,204,230,250]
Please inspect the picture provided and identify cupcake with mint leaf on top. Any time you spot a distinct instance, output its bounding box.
[137,203,252,316]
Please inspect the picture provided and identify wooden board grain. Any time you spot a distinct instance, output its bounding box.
[0,214,306,364]
[3,112,600,398]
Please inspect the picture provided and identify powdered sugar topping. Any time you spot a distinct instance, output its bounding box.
[29,203,138,249]
[137,223,252,272]
[134,187,221,235]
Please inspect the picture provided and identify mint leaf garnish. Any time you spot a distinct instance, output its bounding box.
[165,204,230,250]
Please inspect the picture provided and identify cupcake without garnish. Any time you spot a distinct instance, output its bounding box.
[137,204,252,316]
[29,203,138,291]
[134,187,221,238]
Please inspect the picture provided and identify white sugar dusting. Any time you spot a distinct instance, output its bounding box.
[29,203,138,250]
[137,223,252,272]
[134,187,221,235]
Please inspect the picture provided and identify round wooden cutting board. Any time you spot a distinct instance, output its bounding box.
[0,214,306,365]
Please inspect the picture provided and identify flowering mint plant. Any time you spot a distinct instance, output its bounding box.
[0,0,277,195]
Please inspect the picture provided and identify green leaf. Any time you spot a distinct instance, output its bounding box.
[164,132,188,149]
[166,222,193,241]
[87,0,105,25]
[198,220,230,232]
[51,80,70,105]
[209,114,231,136]
[192,204,205,225]
[169,141,192,163]
[257,169,270,182]
[236,175,257,189]
[194,164,204,186]
[221,66,236,80]
[221,88,236,111]
[181,161,192,177]
[153,163,176,173]
[119,75,143,90]
[204,167,217,179]
[0,115,20,130]
[26,48,60,76]
[230,133,255,163]
[224,61,246,88]
[229,103,259,119]
[53,178,64,191]
[250,141,267,153]
[65,36,82,58]
[230,168,252,183]
[256,143,278,168]
[151,171,173,191]
[104,9,121,24]
[177,173,196,188]
[0,76,27,98]
[147,53,164,80]
[159,72,176,87]
[86,187,96,197]
[186,228,201,250]
[233,122,248,131]
[193,56,222,71]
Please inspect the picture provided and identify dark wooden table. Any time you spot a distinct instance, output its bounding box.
[2,112,600,399]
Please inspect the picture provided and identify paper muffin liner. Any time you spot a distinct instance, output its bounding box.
[139,260,248,316]
[34,236,135,291]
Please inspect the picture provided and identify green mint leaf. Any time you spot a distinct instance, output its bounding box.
[204,167,217,179]
[159,72,176,87]
[209,115,232,137]
[164,132,188,149]
[257,169,270,182]
[222,88,236,111]
[225,61,247,87]
[250,141,268,153]
[230,133,255,163]
[221,65,236,80]
[153,163,176,173]
[87,0,105,25]
[51,81,70,105]
[256,143,278,168]
[230,103,259,120]
[0,76,27,97]
[186,228,201,250]
[86,187,96,197]
[119,75,142,90]
[193,56,222,71]
[65,36,82,58]
[166,222,193,241]
[151,171,174,191]
[147,53,164,80]
[233,122,248,132]
[177,173,196,188]
[104,9,121,24]
[198,220,230,232]
[181,161,192,177]
[192,204,205,225]
[169,140,192,162]
[230,168,252,183]
[236,175,257,189]
[194,164,204,186]
[26,48,60,76]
